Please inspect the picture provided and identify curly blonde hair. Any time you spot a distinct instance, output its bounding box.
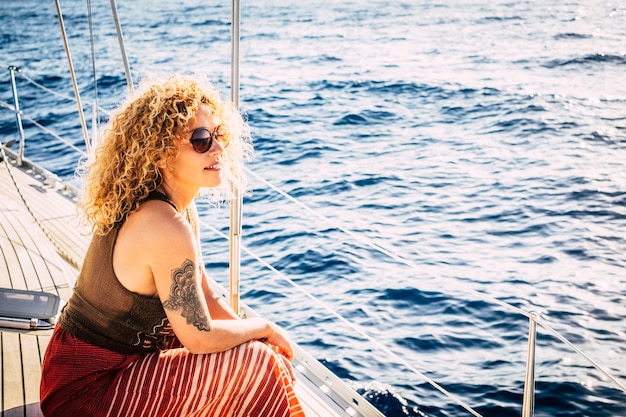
[78,74,253,235]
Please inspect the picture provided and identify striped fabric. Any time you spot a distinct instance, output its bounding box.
[41,326,305,417]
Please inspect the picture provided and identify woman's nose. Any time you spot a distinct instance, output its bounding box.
[209,138,225,155]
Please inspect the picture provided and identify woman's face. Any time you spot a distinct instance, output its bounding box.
[162,104,225,191]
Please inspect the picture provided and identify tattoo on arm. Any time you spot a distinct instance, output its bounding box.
[162,259,211,332]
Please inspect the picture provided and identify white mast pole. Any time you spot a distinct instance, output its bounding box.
[229,0,242,314]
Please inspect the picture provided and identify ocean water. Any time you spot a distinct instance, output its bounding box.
[1,1,625,416]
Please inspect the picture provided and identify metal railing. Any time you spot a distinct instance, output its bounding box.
[2,67,625,417]
[7,66,25,164]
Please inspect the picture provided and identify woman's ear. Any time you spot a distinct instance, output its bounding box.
[157,157,168,169]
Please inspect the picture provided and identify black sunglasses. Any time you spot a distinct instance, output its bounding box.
[189,127,221,153]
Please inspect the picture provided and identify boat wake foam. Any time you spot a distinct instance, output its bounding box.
[348,381,427,417]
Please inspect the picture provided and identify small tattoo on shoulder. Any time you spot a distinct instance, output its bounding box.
[162,259,211,332]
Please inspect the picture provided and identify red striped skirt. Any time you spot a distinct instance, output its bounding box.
[40,326,305,417]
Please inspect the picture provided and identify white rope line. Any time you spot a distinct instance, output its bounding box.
[198,217,484,417]
[20,114,86,155]
[19,72,80,103]
[534,315,626,393]
[18,71,109,115]
[0,99,15,112]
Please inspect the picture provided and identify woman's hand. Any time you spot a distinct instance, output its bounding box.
[264,322,294,362]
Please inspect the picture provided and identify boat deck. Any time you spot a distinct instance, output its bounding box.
[0,154,83,417]
[0,150,383,417]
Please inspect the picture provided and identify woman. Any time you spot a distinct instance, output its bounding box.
[40,75,305,417]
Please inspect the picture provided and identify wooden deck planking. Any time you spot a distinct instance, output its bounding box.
[0,160,88,278]
[7,181,86,273]
[19,334,43,410]
[1,332,45,417]
[1,159,77,417]
[1,202,56,292]
[2,332,24,415]
[0,198,75,303]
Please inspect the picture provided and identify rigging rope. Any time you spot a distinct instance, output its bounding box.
[19,71,108,115]
[0,99,14,112]
[21,115,85,155]
[534,315,626,392]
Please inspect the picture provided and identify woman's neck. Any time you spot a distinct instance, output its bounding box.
[157,183,196,213]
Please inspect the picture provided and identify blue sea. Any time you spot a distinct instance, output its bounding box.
[1,1,625,416]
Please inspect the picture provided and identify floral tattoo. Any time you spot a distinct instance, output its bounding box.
[162,259,211,332]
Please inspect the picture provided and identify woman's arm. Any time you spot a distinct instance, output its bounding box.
[136,203,269,354]
[140,202,293,359]
[198,256,295,360]
[187,203,241,321]
[200,275,240,320]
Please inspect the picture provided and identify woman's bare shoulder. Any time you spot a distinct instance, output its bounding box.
[117,200,197,266]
